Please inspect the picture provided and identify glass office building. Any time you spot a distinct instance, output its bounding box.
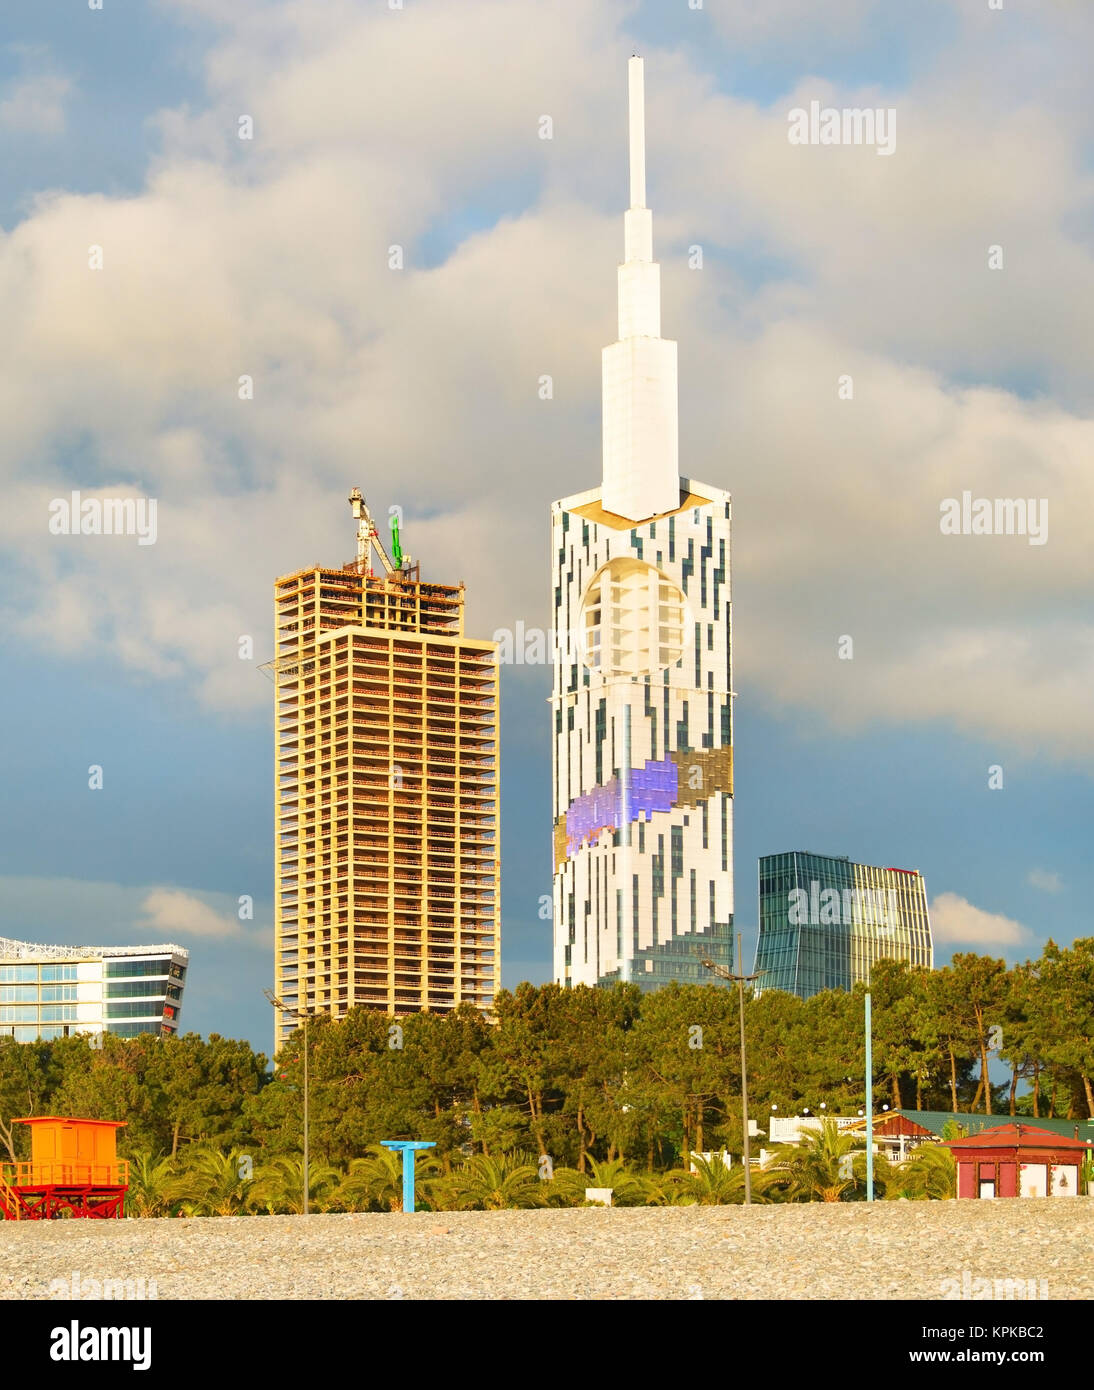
[754,852,933,998]
[0,938,188,1042]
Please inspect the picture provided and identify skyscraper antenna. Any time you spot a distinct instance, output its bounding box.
[628,54,646,210]
[601,55,679,521]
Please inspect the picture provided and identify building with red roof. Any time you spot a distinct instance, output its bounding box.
[943,1122,1092,1199]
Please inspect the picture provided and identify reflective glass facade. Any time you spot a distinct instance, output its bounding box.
[754,851,933,999]
[0,939,188,1043]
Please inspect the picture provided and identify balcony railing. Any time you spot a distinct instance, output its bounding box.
[2,1161,129,1188]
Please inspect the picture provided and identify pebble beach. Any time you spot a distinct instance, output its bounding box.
[2,1200,1091,1301]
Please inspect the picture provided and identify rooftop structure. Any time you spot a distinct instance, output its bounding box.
[0,937,186,959]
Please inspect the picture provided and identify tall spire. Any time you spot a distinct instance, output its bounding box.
[628,55,646,210]
[601,55,680,522]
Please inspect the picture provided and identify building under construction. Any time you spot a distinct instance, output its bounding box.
[270,491,500,1052]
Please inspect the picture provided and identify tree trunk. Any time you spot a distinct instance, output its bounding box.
[915,1074,923,1110]
[980,1044,992,1114]
[695,1104,704,1155]
[647,1135,655,1173]
[948,1047,959,1113]
[527,1085,546,1155]
[472,1086,487,1155]
[1083,1073,1094,1120]
[577,1105,587,1173]
[1008,1065,1018,1116]
[892,1075,902,1110]
[1032,1061,1040,1118]
[682,1104,691,1164]
[171,1121,181,1159]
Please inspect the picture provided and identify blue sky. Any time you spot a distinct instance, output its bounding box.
[1,0,1091,1056]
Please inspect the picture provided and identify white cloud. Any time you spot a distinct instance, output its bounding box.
[0,876,269,949]
[0,0,1092,770]
[707,0,880,49]
[138,888,255,942]
[1027,868,1063,894]
[929,892,1031,946]
[0,46,70,134]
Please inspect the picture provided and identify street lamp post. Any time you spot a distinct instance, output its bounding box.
[265,990,313,1216]
[701,932,763,1205]
[865,990,874,1203]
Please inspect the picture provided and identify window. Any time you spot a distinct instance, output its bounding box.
[105,980,171,999]
[105,959,170,978]
[0,986,37,1002]
[40,1005,78,1022]
[40,965,78,982]
[0,966,37,983]
[105,1001,164,1020]
[40,985,77,1002]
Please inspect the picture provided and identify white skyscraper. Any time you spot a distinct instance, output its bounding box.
[551,57,734,989]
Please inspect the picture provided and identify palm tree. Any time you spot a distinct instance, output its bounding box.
[762,1119,879,1202]
[659,1152,756,1206]
[126,1151,179,1218]
[168,1146,261,1217]
[434,1153,547,1211]
[887,1142,956,1200]
[545,1155,660,1207]
[250,1155,343,1215]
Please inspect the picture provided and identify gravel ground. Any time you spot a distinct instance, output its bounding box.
[2,1200,1090,1300]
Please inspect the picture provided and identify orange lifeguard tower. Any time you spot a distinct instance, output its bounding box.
[0,1117,128,1220]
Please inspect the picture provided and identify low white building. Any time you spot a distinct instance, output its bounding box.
[768,1115,862,1144]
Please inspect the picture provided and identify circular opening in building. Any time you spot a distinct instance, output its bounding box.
[578,557,689,677]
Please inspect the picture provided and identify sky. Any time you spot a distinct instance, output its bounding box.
[0,0,1091,1057]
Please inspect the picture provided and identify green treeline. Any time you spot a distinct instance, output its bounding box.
[1,942,1091,1196]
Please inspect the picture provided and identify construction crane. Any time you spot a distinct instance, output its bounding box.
[348,486,396,577]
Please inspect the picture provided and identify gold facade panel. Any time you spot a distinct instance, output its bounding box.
[671,747,733,807]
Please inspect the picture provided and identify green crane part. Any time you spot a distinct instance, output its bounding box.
[390,514,403,569]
